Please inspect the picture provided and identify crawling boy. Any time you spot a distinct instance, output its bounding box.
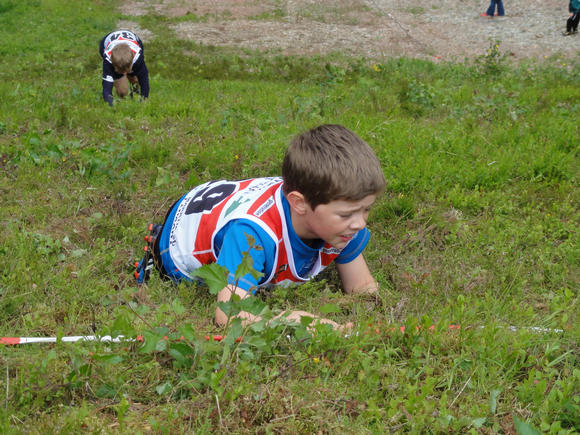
[99,30,150,106]
[135,124,386,329]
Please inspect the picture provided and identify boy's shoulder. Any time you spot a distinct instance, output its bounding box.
[217,177,285,228]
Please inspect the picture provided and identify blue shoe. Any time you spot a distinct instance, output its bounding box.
[133,223,162,284]
[134,255,154,284]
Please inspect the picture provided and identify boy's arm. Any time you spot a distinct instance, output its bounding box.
[102,62,115,106]
[134,60,150,98]
[214,285,350,330]
[336,253,378,295]
[215,285,260,327]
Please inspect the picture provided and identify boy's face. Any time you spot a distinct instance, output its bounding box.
[302,194,377,249]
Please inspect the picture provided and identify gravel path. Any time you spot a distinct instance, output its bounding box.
[120,0,579,62]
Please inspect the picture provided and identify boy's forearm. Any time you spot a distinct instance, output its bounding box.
[215,307,261,327]
[337,254,378,295]
[102,81,114,106]
[215,285,260,327]
[214,286,348,330]
[135,62,150,98]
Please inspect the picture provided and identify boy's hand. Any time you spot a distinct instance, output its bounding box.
[312,318,354,333]
[215,285,260,327]
[216,287,353,332]
[274,310,352,332]
[337,321,354,333]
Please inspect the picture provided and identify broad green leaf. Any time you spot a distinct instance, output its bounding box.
[169,342,194,365]
[70,248,87,258]
[95,384,117,399]
[168,347,184,361]
[246,336,268,351]
[217,300,238,317]
[110,312,136,337]
[490,389,500,414]
[77,363,91,377]
[179,324,196,341]
[171,298,186,316]
[138,331,160,353]
[224,318,243,345]
[171,342,194,356]
[472,417,486,428]
[155,167,171,187]
[157,303,171,314]
[319,303,341,314]
[513,416,541,435]
[156,338,168,352]
[153,326,171,336]
[209,369,226,396]
[249,318,267,333]
[191,263,229,295]
[234,249,264,281]
[156,382,172,395]
[240,295,267,315]
[300,315,314,327]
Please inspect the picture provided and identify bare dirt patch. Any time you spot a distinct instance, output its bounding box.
[120,0,579,62]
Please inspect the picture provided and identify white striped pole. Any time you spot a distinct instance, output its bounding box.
[0,335,138,345]
[0,324,563,346]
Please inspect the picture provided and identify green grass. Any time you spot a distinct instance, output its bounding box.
[0,0,579,433]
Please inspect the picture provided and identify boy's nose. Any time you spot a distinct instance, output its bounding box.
[350,214,366,230]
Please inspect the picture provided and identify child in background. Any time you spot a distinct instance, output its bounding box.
[134,124,386,330]
[99,30,150,106]
[481,0,505,17]
[564,0,580,35]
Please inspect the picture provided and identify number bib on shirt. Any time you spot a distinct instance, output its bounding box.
[103,30,142,65]
[167,177,342,285]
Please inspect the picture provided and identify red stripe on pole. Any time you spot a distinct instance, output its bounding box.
[0,337,21,345]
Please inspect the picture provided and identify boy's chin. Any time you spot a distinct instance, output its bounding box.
[329,240,349,249]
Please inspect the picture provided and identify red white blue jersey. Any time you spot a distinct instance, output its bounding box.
[99,30,149,105]
[167,178,344,286]
[102,30,142,67]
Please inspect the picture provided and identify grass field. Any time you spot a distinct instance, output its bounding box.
[0,0,578,433]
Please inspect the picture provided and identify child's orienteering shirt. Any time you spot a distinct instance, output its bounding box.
[99,30,150,106]
[164,177,370,292]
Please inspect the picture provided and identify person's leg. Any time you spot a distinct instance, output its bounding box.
[572,12,580,32]
[497,0,504,16]
[566,14,574,33]
[113,75,130,98]
[485,0,495,17]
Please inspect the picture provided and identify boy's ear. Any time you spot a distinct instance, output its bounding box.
[286,191,309,215]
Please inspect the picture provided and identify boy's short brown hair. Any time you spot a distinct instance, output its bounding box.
[282,124,386,208]
[110,44,134,74]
